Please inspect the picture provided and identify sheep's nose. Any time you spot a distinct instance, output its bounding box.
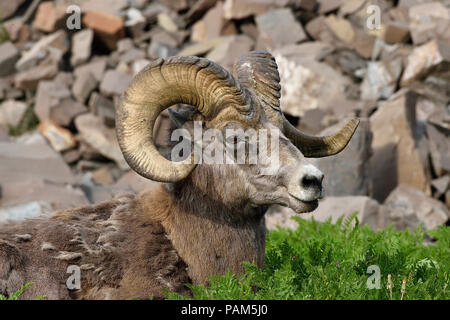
[301,173,323,191]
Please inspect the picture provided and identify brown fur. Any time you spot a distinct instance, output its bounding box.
[0,165,267,300]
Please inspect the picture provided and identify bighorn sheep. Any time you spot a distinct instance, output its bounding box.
[0,51,358,300]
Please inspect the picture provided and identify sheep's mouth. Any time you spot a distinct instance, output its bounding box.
[287,193,319,213]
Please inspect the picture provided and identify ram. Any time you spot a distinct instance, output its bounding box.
[0,51,358,300]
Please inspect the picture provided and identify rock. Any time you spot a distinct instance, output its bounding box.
[255,8,307,50]
[38,121,77,152]
[157,13,179,32]
[0,100,28,128]
[361,58,403,100]
[0,42,19,77]
[0,135,75,185]
[34,80,71,122]
[75,113,128,169]
[0,201,53,223]
[274,42,352,117]
[88,92,116,127]
[117,38,135,53]
[431,175,450,198]
[119,48,146,64]
[80,0,129,16]
[206,35,254,71]
[0,0,25,20]
[92,168,115,185]
[62,149,81,164]
[115,170,160,193]
[318,0,344,14]
[99,70,133,97]
[33,1,66,33]
[191,1,237,43]
[164,0,189,11]
[266,195,381,231]
[14,59,59,90]
[400,40,450,87]
[82,11,125,50]
[178,36,232,56]
[72,71,98,103]
[223,0,284,19]
[0,178,89,214]
[74,58,107,82]
[148,41,178,59]
[384,184,449,230]
[186,0,218,22]
[381,21,410,44]
[50,98,88,127]
[15,30,68,72]
[426,123,450,176]
[408,2,450,45]
[370,90,431,202]
[311,118,372,196]
[124,7,146,37]
[132,59,151,75]
[70,29,94,67]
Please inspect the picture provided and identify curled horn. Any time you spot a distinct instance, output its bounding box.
[233,50,359,158]
[116,56,250,182]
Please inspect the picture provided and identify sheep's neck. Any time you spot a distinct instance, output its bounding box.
[142,184,266,285]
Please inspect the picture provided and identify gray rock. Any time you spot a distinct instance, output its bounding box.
[72,71,98,103]
[0,136,76,185]
[383,184,449,230]
[255,8,307,50]
[88,92,116,127]
[49,98,88,127]
[0,100,28,128]
[99,70,133,97]
[370,90,431,202]
[0,42,19,77]
[74,58,107,82]
[15,30,68,72]
[34,81,71,122]
[431,175,450,198]
[266,195,381,231]
[311,118,372,196]
[0,201,53,224]
[361,58,403,101]
[70,29,94,67]
[426,123,450,177]
[0,0,25,20]
[206,35,254,71]
[75,113,128,170]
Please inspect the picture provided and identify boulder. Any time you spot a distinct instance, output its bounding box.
[206,35,254,71]
[266,195,381,231]
[383,184,449,230]
[0,42,19,77]
[38,120,77,152]
[33,2,66,33]
[426,123,450,176]
[70,29,94,67]
[370,90,431,202]
[255,8,307,50]
[274,42,352,117]
[75,113,128,170]
[311,118,372,196]
[0,100,28,128]
[99,70,133,97]
[191,1,237,43]
[400,40,450,87]
[34,80,72,122]
[82,11,125,50]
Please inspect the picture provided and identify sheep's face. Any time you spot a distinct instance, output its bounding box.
[168,107,323,214]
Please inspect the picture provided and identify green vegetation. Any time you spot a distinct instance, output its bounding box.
[167,214,449,300]
[0,14,10,44]
[2,215,448,300]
